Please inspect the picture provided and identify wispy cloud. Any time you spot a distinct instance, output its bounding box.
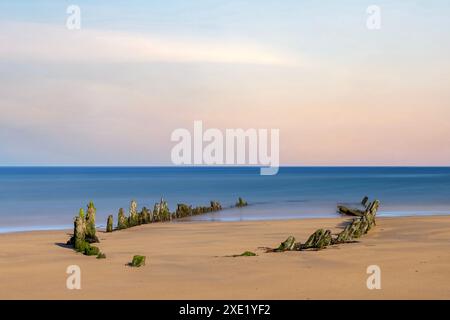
[0,21,299,66]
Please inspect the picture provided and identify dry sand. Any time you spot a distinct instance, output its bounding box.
[0,216,449,299]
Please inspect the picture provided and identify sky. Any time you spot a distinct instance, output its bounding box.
[0,0,449,166]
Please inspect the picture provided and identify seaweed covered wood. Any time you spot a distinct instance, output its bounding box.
[108,198,225,232]
[338,196,372,217]
[175,201,223,219]
[85,201,99,243]
[301,229,333,250]
[361,196,369,207]
[272,199,380,252]
[210,201,222,211]
[175,203,192,218]
[128,200,139,227]
[276,236,296,251]
[334,200,379,244]
[67,202,104,258]
[153,198,170,222]
[67,204,99,246]
[72,215,86,250]
[117,208,128,230]
[106,215,113,233]
[235,197,248,207]
[139,207,151,224]
[337,206,365,217]
[230,251,257,257]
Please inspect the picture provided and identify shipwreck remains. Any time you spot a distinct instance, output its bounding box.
[337,195,372,217]
[67,202,105,258]
[67,197,227,254]
[110,199,224,232]
[106,215,113,233]
[67,197,247,259]
[235,197,248,207]
[174,201,223,219]
[275,235,297,252]
[271,198,380,252]
[117,208,127,230]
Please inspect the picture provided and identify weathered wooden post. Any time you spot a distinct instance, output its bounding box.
[361,196,369,207]
[139,207,150,224]
[154,198,169,221]
[236,197,248,207]
[73,215,86,251]
[153,202,160,222]
[210,201,222,211]
[117,208,128,230]
[106,215,113,232]
[85,201,99,243]
[129,200,139,227]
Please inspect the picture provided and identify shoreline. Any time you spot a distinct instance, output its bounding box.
[1,215,450,299]
[2,211,450,235]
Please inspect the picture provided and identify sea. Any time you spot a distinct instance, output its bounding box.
[1,166,450,233]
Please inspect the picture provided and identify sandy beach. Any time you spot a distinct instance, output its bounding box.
[1,215,449,299]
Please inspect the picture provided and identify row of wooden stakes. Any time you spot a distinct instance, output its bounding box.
[68,197,248,257]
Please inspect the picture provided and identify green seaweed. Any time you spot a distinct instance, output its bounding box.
[239,251,256,256]
[130,255,146,267]
[229,251,257,257]
[84,245,100,256]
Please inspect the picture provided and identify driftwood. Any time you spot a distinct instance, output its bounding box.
[271,198,380,252]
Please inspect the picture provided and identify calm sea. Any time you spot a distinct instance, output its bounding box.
[1,167,450,233]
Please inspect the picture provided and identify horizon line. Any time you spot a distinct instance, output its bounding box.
[0,165,449,168]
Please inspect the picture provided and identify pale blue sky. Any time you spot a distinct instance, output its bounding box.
[0,1,449,165]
